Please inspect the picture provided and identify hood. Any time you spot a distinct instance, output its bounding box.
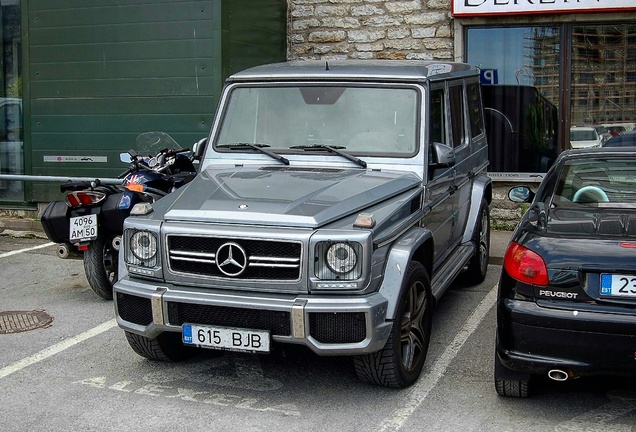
[162,165,420,228]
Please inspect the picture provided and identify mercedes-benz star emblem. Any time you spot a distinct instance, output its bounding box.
[216,242,248,276]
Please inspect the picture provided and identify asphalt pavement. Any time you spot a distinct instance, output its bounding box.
[0,215,513,264]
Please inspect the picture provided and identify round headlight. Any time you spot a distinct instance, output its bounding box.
[326,242,357,274]
[130,231,157,260]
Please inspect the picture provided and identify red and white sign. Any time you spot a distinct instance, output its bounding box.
[452,0,636,17]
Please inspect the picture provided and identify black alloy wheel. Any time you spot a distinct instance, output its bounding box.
[354,261,432,388]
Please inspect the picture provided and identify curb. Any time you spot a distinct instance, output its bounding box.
[0,228,49,240]
[0,218,48,239]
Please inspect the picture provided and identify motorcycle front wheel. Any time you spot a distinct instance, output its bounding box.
[83,233,118,300]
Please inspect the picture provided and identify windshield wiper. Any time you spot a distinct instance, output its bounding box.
[217,143,289,165]
[289,144,367,168]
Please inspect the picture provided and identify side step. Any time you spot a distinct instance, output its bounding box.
[431,244,474,300]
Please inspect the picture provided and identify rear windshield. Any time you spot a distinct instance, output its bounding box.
[570,129,598,141]
[553,158,636,207]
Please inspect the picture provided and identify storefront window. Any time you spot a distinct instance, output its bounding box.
[467,27,560,178]
[571,24,636,147]
[0,0,23,201]
[467,23,636,178]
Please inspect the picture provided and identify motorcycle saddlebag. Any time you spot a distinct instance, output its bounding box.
[100,191,131,233]
[40,201,71,243]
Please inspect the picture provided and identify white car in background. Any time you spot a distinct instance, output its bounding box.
[570,126,602,149]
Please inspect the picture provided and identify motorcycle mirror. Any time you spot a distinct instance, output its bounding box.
[193,137,208,160]
[120,152,132,163]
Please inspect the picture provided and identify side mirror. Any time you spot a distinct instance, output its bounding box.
[192,137,208,161]
[120,152,132,163]
[508,186,535,203]
[429,142,456,169]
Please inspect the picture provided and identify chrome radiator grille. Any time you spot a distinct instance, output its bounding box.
[167,235,302,280]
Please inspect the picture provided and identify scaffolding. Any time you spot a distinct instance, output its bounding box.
[527,24,636,127]
[572,25,636,125]
[524,27,560,111]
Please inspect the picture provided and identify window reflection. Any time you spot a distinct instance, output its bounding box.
[571,25,636,130]
[0,0,23,201]
[467,26,560,174]
[466,24,636,175]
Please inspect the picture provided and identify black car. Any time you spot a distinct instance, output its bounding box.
[495,147,636,398]
[602,130,636,147]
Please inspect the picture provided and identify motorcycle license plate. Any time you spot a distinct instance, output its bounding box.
[182,324,270,353]
[69,214,98,243]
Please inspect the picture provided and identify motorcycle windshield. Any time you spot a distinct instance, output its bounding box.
[135,132,182,158]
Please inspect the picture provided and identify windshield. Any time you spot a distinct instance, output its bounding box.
[215,85,419,156]
[135,131,182,157]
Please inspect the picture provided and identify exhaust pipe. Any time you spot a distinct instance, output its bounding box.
[547,369,570,381]
[56,243,84,260]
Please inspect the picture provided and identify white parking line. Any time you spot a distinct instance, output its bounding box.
[0,242,54,259]
[0,319,117,380]
[377,283,499,432]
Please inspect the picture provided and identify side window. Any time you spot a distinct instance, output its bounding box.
[467,82,484,138]
[449,84,465,148]
[429,87,447,145]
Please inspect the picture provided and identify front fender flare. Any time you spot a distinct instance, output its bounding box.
[377,226,433,320]
[461,174,492,245]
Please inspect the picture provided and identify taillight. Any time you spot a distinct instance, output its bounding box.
[65,191,107,207]
[503,242,549,286]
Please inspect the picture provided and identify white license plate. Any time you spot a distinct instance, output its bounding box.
[69,214,98,242]
[182,324,270,353]
[600,273,636,297]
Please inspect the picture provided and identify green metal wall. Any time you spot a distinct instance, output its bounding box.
[25,0,286,201]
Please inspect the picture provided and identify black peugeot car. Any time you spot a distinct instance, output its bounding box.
[495,147,636,397]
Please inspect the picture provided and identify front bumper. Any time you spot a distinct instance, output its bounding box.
[497,299,636,377]
[114,277,392,355]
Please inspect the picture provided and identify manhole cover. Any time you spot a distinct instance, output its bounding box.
[0,310,54,334]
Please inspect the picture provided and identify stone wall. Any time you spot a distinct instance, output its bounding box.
[288,0,454,61]
[491,182,528,230]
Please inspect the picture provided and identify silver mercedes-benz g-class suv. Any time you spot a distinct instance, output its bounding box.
[114,60,491,388]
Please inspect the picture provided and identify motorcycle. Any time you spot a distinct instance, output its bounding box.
[40,132,198,300]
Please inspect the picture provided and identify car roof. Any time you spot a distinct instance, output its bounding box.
[226,60,479,83]
[560,147,636,158]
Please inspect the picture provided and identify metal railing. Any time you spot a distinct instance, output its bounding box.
[0,174,123,185]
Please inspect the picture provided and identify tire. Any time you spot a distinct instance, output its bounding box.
[463,199,490,284]
[354,261,433,388]
[83,233,118,300]
[124,331,195,362]
[494,351,530,398]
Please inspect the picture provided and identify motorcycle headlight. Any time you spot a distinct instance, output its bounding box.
[315,241,362,281]
[126,230,158,266]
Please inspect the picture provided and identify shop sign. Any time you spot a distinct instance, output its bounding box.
[452,0,636,17]
[43,156,108,163]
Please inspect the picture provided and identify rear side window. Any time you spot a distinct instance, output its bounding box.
[429,88,447,145]
[449,85,465,148]
[467,82,484,138]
